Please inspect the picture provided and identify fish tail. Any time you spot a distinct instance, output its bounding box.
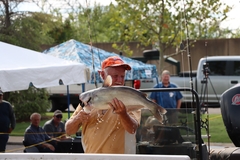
[150,103,167,124]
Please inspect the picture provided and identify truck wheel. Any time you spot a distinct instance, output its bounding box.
[72,103,79,110]
[62,103,68,112]
[50,100,60,112]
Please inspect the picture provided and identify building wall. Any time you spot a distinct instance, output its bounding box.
[92,38,240,75]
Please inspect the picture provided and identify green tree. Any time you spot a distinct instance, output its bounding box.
[0,0,58,50]
[111,0,232,72]
[8,87,50,121]
[72,4,120,43]
[47,17,77,44]
[1,12,57,50]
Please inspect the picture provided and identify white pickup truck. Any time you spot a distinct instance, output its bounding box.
[170,56,240,108]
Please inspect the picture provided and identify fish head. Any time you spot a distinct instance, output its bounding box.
[79,75,113,109]
[79,88,103,107]
[79,91,93,107]
[79,87,111,110]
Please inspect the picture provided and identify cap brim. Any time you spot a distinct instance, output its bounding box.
[54,113,62,116]
[108,64,131,70]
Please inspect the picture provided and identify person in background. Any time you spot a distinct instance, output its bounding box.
[65,56,141,154]
[24,112,56,152]
[43,110,66,140]
[0,89,16,152]
[150,70,183,124]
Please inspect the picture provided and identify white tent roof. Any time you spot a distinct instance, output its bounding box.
[0,42,88,92]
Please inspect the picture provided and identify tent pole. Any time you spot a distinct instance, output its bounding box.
[82,83,85,92]
[67,85,70,119]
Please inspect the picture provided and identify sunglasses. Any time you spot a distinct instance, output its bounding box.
[55,115,63,119]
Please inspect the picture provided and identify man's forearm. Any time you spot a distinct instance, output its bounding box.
[177,100,181,109]
[65,104,83,135]
[65,116,82,135]
[119,112,138,134]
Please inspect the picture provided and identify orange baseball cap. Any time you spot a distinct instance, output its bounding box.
[101,56,131,70]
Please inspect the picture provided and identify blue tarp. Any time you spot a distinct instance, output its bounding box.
[43,39,158,83]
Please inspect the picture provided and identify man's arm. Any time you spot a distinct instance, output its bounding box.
[43,124,54,138]
[119,112,139,134]
[58,122,67,139]
[9,103,16,132]
[176,91,183,109]
[24,129,40,145]
[65,104,90,135]
[176,99,181,109]
[109,98,139,134]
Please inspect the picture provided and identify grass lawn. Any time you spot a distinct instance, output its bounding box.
[201,114,232,143]
[11,112,232,143]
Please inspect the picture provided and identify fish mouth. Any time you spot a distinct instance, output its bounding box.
[87,97,91,104]
[79,97,92,107]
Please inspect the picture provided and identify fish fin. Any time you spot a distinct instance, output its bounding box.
[126,105,144,112]
[142,92,148,97]
[103,75,112,87]
[158,105,167,114]
[137,90,148,97]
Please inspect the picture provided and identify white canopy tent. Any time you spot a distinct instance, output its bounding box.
[0,42,88,92]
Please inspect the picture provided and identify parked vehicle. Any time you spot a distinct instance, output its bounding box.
[170,56,240,108]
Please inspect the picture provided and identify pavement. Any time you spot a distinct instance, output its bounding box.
[8,136,24,145]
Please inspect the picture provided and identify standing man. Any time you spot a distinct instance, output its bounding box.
[65,56,141,154]
[43,110,66,140]
[150,70,183,124]
[0,89,16,152]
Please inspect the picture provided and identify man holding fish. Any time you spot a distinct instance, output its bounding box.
[65,56,166,154]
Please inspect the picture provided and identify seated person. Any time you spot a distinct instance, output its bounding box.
[24,112,56,152]
[43,110,66,140]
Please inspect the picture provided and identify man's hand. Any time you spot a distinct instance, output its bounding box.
[108,97,138,134]
[76,108,90,123]
[108,98,127,115]
[43,143,55,151]
[8,128,13,133]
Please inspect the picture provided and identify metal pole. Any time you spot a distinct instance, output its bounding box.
[67,85,70,119]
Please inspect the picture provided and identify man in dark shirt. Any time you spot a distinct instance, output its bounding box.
[43,110,66,139]
[0,89,16,152]
[24,112,56,152]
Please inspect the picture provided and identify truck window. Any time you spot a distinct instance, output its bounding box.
[208,61,226,76]
[233,61,240,76]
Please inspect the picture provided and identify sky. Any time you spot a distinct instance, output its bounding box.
[18,0,240,30]
[220,0,240,30]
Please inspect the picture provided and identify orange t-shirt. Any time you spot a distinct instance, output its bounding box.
[79,106,141,154]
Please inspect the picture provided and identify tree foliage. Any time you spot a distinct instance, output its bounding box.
[112,0,232,72]
[0,1,56,50]
[8,87,50,121]
[1,12,58,50]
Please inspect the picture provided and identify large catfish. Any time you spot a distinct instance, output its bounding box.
[79,75,167,123]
